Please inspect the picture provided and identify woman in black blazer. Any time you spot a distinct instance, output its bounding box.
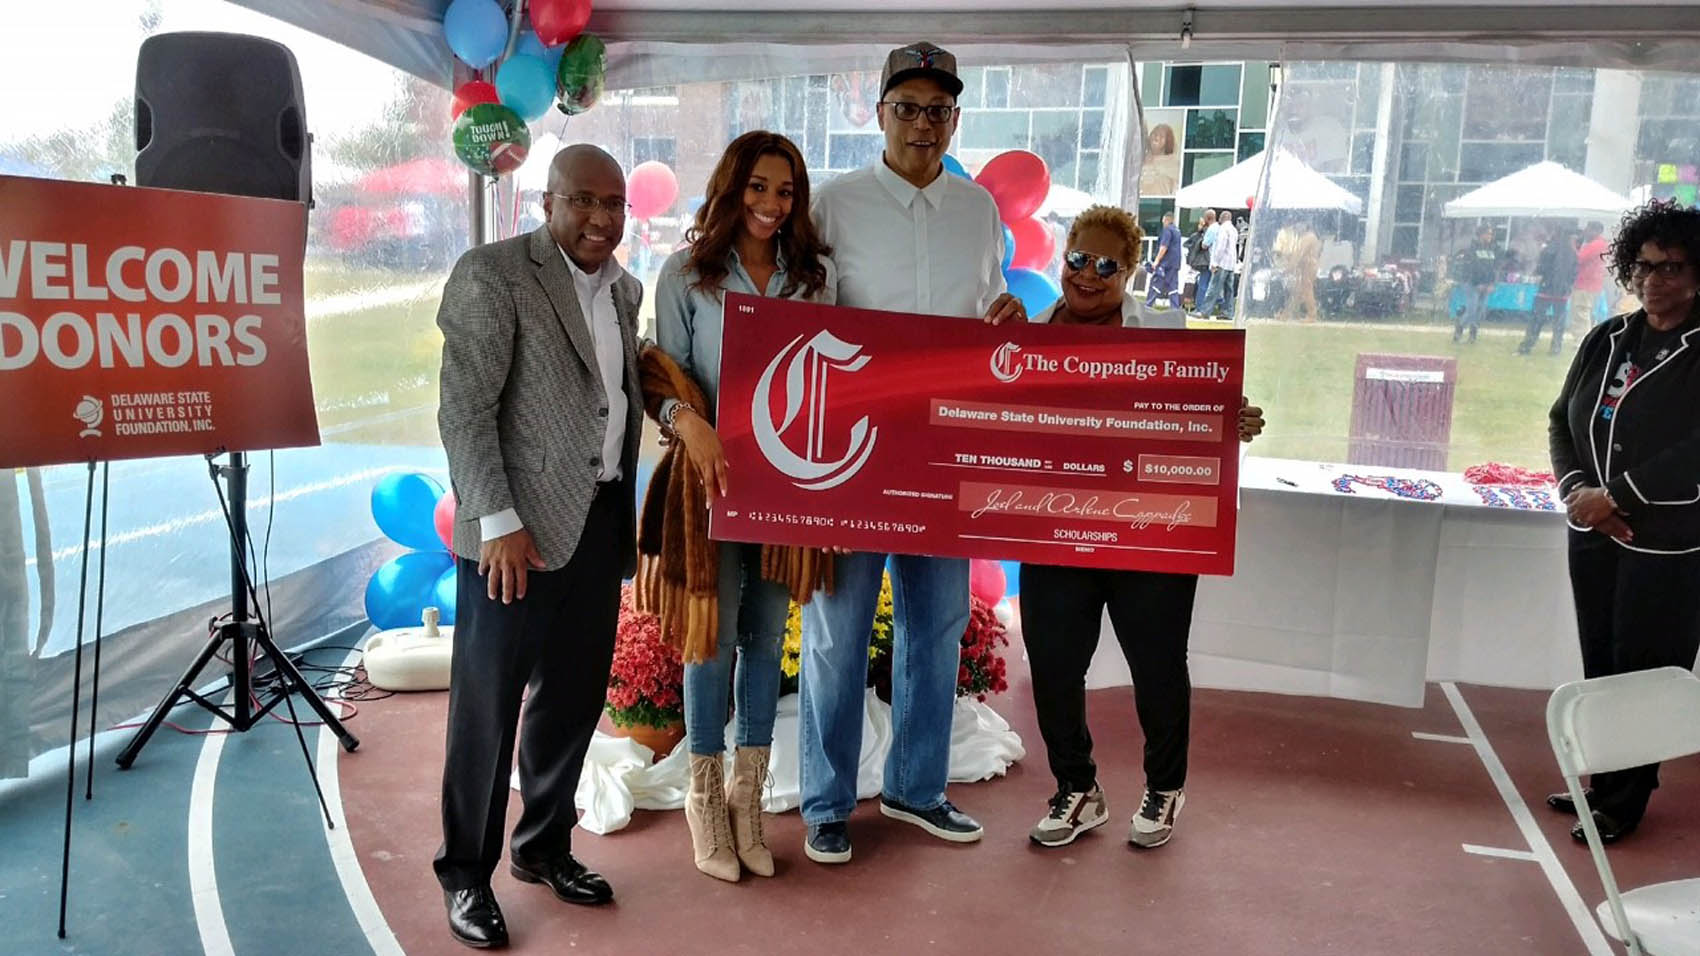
[1547,200,1700,844]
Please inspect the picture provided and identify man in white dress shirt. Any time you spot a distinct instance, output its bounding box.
[798,42,1024,865]
[433,145,643,948]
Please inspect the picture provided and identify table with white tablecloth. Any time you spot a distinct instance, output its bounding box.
[1082,457,1581,707]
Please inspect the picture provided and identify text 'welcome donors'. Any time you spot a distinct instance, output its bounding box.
[0,175,320,468]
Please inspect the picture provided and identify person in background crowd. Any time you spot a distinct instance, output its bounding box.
[1198,209,1240,318]
[1572,221,1611,331]
[1023,204,1265,850]
[433,145,641,949]
[1145,210,1183,310]
[798,40,1025,867]
[1276,220,1323,323]
[1454,223,1501,344]
[647,130,837,883]
[1547,200,1700,845]
[1186,210,1216,310]
[1520,227,1580,355]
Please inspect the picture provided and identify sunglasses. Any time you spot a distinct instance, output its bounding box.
[1064,249,1127,278]
[1632,259,1690,280]
[879,101,959,124]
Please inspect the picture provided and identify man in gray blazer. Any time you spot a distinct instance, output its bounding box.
[433,144,643,949]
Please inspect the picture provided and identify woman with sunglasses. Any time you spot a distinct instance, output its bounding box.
[1023,205,1265,850]
[647,130,834,881]
[1546,200,1700,845]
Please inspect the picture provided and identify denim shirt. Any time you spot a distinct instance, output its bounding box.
[653,245,837,423]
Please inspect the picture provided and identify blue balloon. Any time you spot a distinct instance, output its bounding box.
[496,54,556,122]
[443,0,509,70]
[371,472,447,551]
[1004,267,1061,316]
[1000,224,1016,271]
[365,551,455,630]
[431,565,458,626]
[514,29,565,68]
[999,560,1021,597]
[942,154,969,179]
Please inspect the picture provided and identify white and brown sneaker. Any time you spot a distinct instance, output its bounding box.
[1029,786,1109,847]
[1129,787,1185,848]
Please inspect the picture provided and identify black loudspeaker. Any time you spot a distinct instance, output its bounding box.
[135,31,311,205]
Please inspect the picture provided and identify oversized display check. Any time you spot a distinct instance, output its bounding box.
[711,292,1246,575]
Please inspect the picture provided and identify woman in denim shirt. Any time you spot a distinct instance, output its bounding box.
[651,130,834,882]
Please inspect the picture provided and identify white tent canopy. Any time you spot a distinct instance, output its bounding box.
[229,1,1700,87]
[1442,160,1632,220]
[1174,149,1364,214]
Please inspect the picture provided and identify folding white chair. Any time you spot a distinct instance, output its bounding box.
[1547,666,1700,955]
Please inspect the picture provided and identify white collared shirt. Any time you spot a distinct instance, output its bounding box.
[478,248,628,542]
[812,160,1006,317]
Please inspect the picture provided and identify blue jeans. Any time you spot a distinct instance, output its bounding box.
[798,551,968,825]
[1456,284,1489,338]
[1193,266,1213,309]
[1200,268,1237,315]
[684,542,790,755]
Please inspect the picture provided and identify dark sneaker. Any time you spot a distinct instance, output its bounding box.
[1128,787,1185,848]
[1029,786,1109,847]
[1546,787,1591,816]
[805,821,852,864]
[879,796,983,843]
[1572,809,1638,845]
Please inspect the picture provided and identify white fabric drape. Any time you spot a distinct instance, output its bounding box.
[537,689,1026,835]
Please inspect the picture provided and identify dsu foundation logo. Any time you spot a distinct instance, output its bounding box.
[990,342,1024,383]
[752,331,878,491]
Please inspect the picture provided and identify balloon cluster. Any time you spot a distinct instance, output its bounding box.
[962,149,1061,315]
[443,0,605,178]
[366,473,461,630]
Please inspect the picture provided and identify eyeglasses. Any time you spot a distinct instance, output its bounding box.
[550,192,630,216]
[879,101,959,124]
[1064,249,1127,278]
[1631,259,1690,280]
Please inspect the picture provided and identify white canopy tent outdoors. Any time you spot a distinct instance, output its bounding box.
[229,1,1700,88]
[1442,160,1633,220]
[1174,148,1364,213]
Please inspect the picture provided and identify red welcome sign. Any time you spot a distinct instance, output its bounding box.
[0,175,319,468]
[712,293,1246,575]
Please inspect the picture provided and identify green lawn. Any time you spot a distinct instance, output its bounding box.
[1238,318,1571,471]
[300,263,1574,472]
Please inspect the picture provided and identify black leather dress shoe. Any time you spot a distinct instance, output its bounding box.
[510,854,614,905]
[1545,788,1591,815]
[1571,809,1638,845]
[444,886,508,949]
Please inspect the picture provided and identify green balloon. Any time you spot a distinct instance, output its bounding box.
[555,33,606,116]
[451,102,531,177]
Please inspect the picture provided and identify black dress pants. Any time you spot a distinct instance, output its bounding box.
[1567,533,1700,825]
[1020,563,1198,794]
[434,484,623,891]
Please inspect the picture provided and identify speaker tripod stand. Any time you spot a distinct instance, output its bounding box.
[114,451,358,782]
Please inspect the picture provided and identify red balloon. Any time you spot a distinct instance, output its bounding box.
[433,491,456,551]
[530,0,593,46]
[451,80,500,119]
[975,149,1050,224]
[1245,194,1257,210]
[969,559,1006,606]
[1006,216,1056,271]
[627,161,679,220]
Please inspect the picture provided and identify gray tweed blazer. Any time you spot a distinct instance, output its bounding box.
[436,226,644,574]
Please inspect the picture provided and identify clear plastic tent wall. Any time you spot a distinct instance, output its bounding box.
[1239,60,1700,470]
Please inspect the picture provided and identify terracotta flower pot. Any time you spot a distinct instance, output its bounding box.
[601,716,685,762]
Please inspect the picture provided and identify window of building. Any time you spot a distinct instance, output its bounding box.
[1164,63,1242,107]
[1185,108,1238,150]
[632,137,676,168]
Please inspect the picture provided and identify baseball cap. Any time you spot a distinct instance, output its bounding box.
[880,42,963,98]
